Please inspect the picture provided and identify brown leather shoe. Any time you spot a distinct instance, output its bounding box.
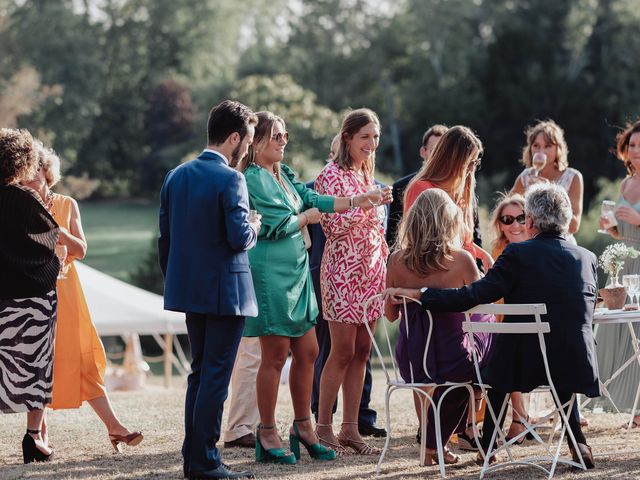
[570,442,595,469]
[224,433,256,449]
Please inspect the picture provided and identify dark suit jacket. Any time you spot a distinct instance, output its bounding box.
[386,171,482,248]
[420,232,600,397]
[159,150,258,316]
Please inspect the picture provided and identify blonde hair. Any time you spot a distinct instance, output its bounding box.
[33,139,61,187]
[397,188,462,275]
[520,119,569,171]
[405,125,482,234]
[241,111,300,208]
[615,119,640,176]
[490,192,525,255]
[333,108,380,183]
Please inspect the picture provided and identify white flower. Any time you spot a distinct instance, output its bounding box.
[598,243,640,278]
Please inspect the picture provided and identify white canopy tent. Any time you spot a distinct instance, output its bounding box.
[75,262,189,385]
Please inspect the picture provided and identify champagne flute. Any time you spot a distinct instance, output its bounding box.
[55,244,68,280]
[597,200,618,234]
[629,275,640,308]
[531,152,547,176]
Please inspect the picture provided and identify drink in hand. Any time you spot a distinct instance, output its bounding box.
[531,152,547,176]
[598,200,618,233]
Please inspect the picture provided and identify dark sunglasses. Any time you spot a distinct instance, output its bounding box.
[499,213,526,225]
[271,132,289,143]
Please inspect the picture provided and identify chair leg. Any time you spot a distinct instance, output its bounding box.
[376,387,393,475]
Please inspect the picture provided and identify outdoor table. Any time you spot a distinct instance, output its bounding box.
[580,308,640,457]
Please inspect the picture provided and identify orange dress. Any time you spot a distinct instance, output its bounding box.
[50,194,107,409]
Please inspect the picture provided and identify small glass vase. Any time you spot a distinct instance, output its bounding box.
[607,266,623,288]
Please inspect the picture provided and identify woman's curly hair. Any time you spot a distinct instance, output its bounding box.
[0,128,38,185]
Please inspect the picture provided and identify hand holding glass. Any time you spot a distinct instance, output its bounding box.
[55,244,68,279]
[598,200,618,234]
[365,185,383,206]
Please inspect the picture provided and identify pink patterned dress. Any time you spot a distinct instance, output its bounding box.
[316,161,388,324]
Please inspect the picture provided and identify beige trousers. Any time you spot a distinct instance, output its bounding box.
[223,336,261,442]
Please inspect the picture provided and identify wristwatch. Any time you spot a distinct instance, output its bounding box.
[420,287,428,294]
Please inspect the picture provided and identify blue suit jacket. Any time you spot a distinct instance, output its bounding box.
[158,150,258,316]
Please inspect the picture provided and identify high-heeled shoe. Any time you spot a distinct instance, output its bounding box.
[504,416,534,445]
[424,446,460,466]
[22,429,54,464]
[289,418,336,461]
[337,422,381,455]
[255,424,296,464]
[109,431,144,453]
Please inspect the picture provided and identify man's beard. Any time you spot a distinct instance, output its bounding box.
[229,142,243,168]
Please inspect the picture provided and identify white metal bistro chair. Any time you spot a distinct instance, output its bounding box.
[363,294,477,478]
[463,303,589,479]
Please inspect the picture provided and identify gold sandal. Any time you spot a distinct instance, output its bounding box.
[424,446,460,466]
[315,423,350,457]
[337,422,381,455]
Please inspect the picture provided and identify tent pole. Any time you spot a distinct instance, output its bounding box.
[164,333,173,388]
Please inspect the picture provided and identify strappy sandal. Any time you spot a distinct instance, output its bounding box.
[315,423,350,457]
[424,446,460,466]
[504,415,534,444]
[337,422,381,455]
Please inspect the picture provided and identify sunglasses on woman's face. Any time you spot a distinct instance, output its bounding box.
[499,213,526,225]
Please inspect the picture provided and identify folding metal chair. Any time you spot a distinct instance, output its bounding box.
[462,303,589,479]
[363,293,476,478]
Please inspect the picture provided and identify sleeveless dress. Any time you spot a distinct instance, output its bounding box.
[519,167,579,244]
[49,194,107,409]
[594,196,640,412]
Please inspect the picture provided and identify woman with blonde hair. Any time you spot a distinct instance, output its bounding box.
[403,126,493,272]
[511,119,583,241]
[385,188,494,465]
[315,108,393,456]
[489,193,535,443]
[241,111,386,464]
[22,143,143,452]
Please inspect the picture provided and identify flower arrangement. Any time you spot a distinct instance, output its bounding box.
[598,243,640,287]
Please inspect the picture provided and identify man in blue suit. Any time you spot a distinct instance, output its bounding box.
[159,100,260,480]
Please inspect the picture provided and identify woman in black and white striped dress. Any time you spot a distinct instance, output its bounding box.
[0,128,60,463]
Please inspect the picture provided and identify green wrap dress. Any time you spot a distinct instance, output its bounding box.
[243,163,334,337]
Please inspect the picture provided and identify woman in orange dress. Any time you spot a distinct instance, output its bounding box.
[22,143,142,452]
[403,126,493,273]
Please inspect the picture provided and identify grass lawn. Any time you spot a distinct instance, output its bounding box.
[79,200,158,282]
[1,372,640,479]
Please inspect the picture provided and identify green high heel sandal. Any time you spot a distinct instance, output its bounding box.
[289,418,337,461]
[255,424,297,465]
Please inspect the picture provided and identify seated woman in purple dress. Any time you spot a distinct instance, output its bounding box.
[384,188,494,465]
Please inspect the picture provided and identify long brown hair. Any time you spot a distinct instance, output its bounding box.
[489,192,525,256]
[405,125,482,234]
[616,119,640,176]
[333,108,380,183]
[397,188,462,275]
[520,119,569,171]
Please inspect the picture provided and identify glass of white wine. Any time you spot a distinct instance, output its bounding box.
[531,152,547,176]
[598,200,618,234]
[55,244,68,280]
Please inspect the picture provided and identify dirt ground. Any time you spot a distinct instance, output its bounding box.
[1,372,640,480]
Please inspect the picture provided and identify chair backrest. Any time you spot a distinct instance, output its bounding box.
[363,293,435,385]
[462,303,550,389]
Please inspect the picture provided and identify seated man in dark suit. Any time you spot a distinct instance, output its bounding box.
[385,183,600,468]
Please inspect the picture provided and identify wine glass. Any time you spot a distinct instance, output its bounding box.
[624,274,640,308]
[366,185,383,206]
[597,200,618,234]
[248,209,260,222]
[55,244,68,280]
[531,152,547,176]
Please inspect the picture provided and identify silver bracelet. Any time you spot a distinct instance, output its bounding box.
[349,196,355,209]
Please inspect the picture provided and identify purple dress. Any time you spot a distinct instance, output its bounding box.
[394,303,495,449]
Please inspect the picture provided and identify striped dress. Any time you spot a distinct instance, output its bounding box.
[0,185,59,414]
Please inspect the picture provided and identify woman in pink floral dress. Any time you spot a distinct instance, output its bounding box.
[315,108,392,455]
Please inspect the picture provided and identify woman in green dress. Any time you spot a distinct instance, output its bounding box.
[239,111,387,464]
